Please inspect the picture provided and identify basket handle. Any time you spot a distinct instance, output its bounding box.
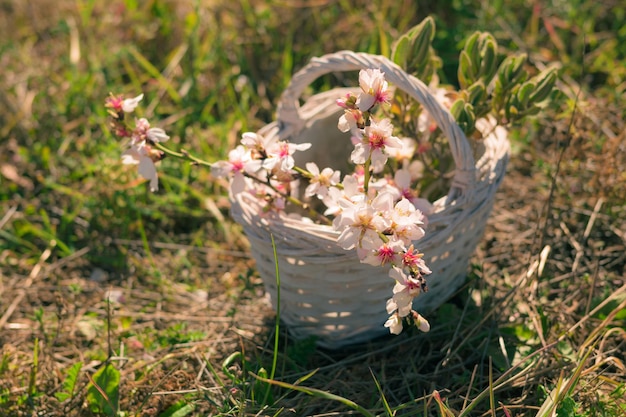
[276,50,476,196]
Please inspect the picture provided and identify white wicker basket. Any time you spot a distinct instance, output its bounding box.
[230,51,510,349]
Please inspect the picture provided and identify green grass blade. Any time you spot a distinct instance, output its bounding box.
[369,368,393,416]
[252,371,376,417]
[263,232,281,406]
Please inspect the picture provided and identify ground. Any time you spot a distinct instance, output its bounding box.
[1,0,625,416]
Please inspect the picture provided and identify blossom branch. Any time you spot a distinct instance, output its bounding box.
[153,142,212,168]
[107,68,434,336]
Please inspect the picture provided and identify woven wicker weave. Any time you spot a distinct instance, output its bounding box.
[230,51,510,349]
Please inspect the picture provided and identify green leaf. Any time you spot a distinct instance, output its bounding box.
[467,81,486,107]
[450,98,465,119]
[529,67,558,103]
[160,401,196,417]
[497,54,528,90]
[450,99,476,135]
[516,81,536,107]
[407,16,435,43]
[507,104,519,118]
[479,35,498,82]
[87,363,120,416]
[458,51,474,89]
[0,352,10,376]
[556,396,579,417]
[507,54,528,84]
[254,367,273,405]
[391,35,410,67]
[464,32,481,67]
[409,16,435,65]
[55,362,83,403]
[222,351,243,382]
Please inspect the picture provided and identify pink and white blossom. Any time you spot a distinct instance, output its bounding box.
[393,169,433,217]
[263,141,312,174]
[386,138,417,165]
[413,311,431,332]
[304,162,341,199]
[122,94,144,113]
[241,132,272,150]
[336,92,358,109]
[122,143,159,192]
[211,145,257,194]
[357,69,390,111]
[389,198,426,244]
[417,87,451,152]
[333,193,392,250]
[338,109,364,138]
[132,118,170,145]
[106,93,144,114]
[387,266,422,317]
[402,245,432,276]
[321,174,365,215]
[358,238,406,267]
[146,127,169,143]
[384,313,403,335]
[351,118,402,172]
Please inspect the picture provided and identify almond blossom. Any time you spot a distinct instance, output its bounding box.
[351,118,403,172]
[108,104,169,191]
[358,238,406,267]
[304,162,341,198]
[389,198,426,245]
[333,192,394,251]
[321,174,363,216]
[417,87,451,152]
[412,311,431,333]
[384,313,403,335]
[121,94,145,113]
[262,140,312,174]
[402,245,431,275]
[357,68,391,111]
[132,117,170,145]
[385,263,431,335]
[211,145,255,194]
[105,93,144,114]
[393,168,434,216]
[387,266,424,317]
[386,138,417,166]
[241,131,274,154]
[338,108,365,138]
[121,143,160,192]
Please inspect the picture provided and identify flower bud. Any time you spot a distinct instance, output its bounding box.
[147,147,165,162]
[411,311,430,332]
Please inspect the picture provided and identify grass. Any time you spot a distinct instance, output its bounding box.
[1,0,625,415]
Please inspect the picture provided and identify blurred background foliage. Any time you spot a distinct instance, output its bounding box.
[0,0,625,415]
